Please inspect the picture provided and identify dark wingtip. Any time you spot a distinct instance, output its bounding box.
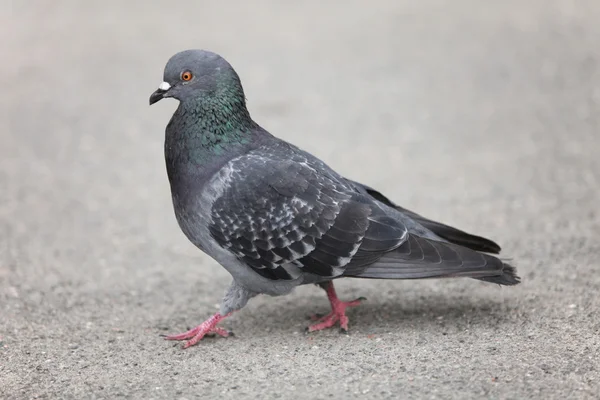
[440,231,502,254]
[358,183,504,254]
[476,238,502,254]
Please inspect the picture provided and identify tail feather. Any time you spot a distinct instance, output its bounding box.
[475,262,520,285]
[344,234,520,286]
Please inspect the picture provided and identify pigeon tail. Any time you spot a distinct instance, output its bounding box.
[344,234,520,286]
[474,262,520,285]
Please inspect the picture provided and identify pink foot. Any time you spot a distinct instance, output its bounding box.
[307,282,365,333]
[163,312,232,348]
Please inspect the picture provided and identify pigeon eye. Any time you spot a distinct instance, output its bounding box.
[181,71,193,81]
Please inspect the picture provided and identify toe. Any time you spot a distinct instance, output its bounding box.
[307,313,339,332]
[339,315,350,332]
[345,298,366,307]
[210,327,232,338]
[182,330,210,348]
[163,327,200,341]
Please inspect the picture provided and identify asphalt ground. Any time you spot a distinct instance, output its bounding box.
[2,1,599,399]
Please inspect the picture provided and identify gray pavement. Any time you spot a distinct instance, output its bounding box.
[2,1,599,399]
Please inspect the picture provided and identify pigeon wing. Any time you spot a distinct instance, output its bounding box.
[208,148,409,281]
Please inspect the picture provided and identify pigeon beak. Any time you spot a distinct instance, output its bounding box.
[149,82,171,105]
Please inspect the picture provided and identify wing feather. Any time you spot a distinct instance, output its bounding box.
[209,145,408,280]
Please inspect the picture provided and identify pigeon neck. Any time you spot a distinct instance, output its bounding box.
[165,95,257,176]
[177,94,254,143]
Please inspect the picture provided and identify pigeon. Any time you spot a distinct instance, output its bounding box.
[149,49,519,348]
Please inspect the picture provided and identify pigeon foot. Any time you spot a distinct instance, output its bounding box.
[163,312,232,348]
[307,282,365,333]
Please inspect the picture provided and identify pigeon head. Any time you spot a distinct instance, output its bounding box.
[149,50,245,106]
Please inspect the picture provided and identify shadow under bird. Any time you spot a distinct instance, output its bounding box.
[149,49,519,348]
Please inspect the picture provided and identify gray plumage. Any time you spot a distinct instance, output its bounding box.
[150,49,519,332]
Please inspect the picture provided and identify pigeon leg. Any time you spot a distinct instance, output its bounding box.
[163,312,232,348]
[307,282,365,333]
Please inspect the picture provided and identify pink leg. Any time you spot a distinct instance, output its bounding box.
[307,282,365,333]
[163,312,232,348]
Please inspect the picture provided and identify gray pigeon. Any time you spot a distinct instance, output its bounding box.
[150,49,519,348]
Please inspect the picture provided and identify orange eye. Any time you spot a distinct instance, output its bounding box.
[181,71,193,81]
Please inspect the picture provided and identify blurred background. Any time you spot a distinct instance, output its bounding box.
[2,1,599,399]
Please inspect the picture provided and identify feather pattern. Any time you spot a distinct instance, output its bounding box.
[208,142,408,280]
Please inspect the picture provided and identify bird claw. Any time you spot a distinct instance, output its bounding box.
[163,312,231,348]
[204,327,233,338]
[306,295,365,333]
